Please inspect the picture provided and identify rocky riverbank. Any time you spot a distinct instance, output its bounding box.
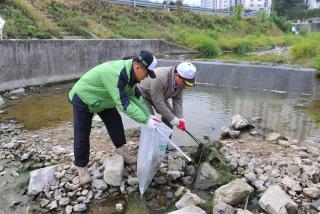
[0,94,320,213]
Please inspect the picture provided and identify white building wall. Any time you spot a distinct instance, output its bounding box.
[306,0,320,9]
[201,0,214,9]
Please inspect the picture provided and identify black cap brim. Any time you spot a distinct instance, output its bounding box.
[148,70,156,79]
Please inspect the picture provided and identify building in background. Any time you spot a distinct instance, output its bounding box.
[305,0,320,9]
[201,0,272,13]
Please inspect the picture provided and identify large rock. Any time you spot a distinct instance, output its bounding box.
[231,114,253,130]
[303,187,320,198]
[266,133,281,142]
[103,155,124,186]
[281,176,302,192]
[28,165,59,195]
[213,200,235,214]
[214,179,254,206]
[168,205,206,214]
[194,162,220,190]
[259,185,298,214]
[175,193,205,209]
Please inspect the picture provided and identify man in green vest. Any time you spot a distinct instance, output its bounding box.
[69,50,159,186]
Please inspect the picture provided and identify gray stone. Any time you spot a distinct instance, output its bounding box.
[103,155,124,186]
[236,209,254,214]
[259,185,298,214]
[40,199,50,208]
[266,133,281,142]
[194,162,220,190]
[168,159,184,171]
[311,199,320,211]
[238,157,247,167]
[92,179,108,190]
[244,172,257,182]
[252,180,266,191]
[167,171,184,181]
[20,152,31,161]
[214,179,254,206]
[231,114,252,130]
[47,200,58,210]
[127,176,139,185]
[229,158,238,170]
[213,200,235,214]
[59,197,70,206]
[154,176,167,184]
[182,176,193,186]
[92,169,103,179]
[281,176,302,192]
[10,88,25,94]
[168,205,206,214]
[186,165,196,176]
[175,193,204,209]
[73,203,87,212]
[81,189,89,196]
[28,165,59,195]
[303,187,320,199]
[221,127,241,139]
[65,205,73,214]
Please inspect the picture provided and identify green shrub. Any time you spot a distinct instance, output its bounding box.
[291,39,320,60]
[270,12,291,32]
[235,41,253,54]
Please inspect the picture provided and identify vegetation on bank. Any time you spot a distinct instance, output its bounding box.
[0,0,319,71]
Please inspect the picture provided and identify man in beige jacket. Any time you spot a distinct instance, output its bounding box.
[138,62,197,131]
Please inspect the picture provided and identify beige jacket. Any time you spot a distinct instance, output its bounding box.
[138,66,183,122]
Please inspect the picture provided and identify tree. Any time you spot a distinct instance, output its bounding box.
[272,0,308,19]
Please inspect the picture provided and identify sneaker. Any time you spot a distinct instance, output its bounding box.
[116,146,137,164]
[77,166,92,186]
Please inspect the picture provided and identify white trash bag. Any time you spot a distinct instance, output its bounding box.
[137,122,172,196]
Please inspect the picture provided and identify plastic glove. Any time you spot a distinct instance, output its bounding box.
[145,117,160,129]
[170,117,186,131]
[177,118,186,131]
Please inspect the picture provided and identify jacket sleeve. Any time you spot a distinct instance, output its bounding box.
[149,78,176,122]
[128,86,151,118]
[100,69,149,124]
[172,90,183,119]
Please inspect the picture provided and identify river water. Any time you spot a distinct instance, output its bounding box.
[1,83,319,145]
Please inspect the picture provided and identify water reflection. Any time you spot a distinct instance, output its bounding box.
[172,85,320,145]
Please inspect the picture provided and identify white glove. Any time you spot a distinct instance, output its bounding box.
[145,117,159,129]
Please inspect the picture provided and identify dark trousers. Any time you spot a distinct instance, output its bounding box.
[72,94,126,167]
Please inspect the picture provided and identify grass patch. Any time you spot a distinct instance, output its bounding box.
[0,3,51,38]
[11,0,60,37]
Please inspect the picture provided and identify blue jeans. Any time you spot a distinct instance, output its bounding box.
[71,94,126,167]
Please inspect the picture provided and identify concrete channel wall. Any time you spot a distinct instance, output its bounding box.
[1,40,319,98]
[0,39,198,91]
[157,60,320,99]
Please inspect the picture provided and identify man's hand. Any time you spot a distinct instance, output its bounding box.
[145,116,160,129]
[170,117,186,131]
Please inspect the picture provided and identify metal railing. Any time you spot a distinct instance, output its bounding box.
[105,0,259,16]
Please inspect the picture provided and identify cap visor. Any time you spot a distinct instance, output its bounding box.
[184,79,196,87]
[148,70,156,79]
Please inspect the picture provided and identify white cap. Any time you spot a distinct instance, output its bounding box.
[176,62,196,86]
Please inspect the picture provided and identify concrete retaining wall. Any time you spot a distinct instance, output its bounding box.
[1,39,319,98]
[0,39,199,91]
[157,60,320,99]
